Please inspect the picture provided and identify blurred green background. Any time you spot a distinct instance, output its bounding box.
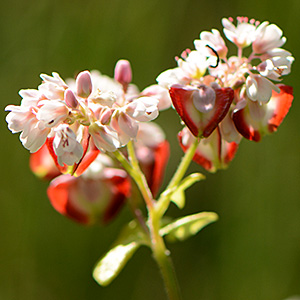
[1,0,300,299]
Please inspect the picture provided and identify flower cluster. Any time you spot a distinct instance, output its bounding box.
[5,60,164,170]
[29,122,169,224]
[4,16,294,223]
[156,16,294,172]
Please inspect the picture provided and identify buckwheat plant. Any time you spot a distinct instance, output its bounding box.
[5,17,294,300]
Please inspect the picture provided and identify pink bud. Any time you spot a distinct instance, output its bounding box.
[99,108,113,125]
[76,71,92,98]
[65,89,78,108]
[114,60,132,90]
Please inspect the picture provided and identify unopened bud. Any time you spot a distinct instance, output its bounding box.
[114,59,132,91]
[65,89,79,108]
[100,108,113,125]
[76,71,92,98]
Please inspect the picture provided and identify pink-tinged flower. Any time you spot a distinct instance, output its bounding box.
[53,124,84,166]
[252,22,286,54]
[232,85,293,141]
[47,161,131,225]
[178,126,238,172]
[259,48,292,61]
[194,29,228,59]
[246,74,280,103]
[39,72,68,99]
[36,100,69,128]
[29,143,60,180]
[125,97,159,122]
[89,122,121,152]
[110,111,139,146]
[5,90,51,153]
[141,84,172,110]
[135,123,170,197]
[169,84,234,137]
[222,17,257,48]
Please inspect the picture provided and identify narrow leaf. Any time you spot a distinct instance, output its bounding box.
[160,212,218,242]
[93,221,147,286]
[170,173,205,209]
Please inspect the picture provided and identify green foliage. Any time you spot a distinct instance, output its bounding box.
[170,173,205,209]
[93,220,148,286]
[160,212,218,243]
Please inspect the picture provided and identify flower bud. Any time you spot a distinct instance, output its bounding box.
[99,108,113,125]
[65,89,79,108]
[76,71,92,98]
[114,59,132,91]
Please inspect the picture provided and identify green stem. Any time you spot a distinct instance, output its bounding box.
[113,142,182,300]
[149,209,182,300]
[127,141,154,208]
[156,137,200,217]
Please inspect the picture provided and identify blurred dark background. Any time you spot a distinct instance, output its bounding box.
[1,0,300,299]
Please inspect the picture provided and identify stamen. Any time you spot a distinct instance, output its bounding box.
[206,45,220,68]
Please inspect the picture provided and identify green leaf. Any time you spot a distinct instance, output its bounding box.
[160,212,218,242]
[170,173,205,209]
[93,221,148,286]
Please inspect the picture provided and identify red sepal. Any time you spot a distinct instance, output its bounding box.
[268,85,293,133]
[170,84,234,137]
[178,127,238,172]
[148,140,170,197]
[46,137,68,173]
[232,85,293,142]
[29,143,60,180]
[47,172,131,225]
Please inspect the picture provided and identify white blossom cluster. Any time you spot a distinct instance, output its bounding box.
[6,60,164,166]
[157,16,294,110]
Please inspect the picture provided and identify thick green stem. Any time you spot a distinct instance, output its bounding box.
[156,137,200,217]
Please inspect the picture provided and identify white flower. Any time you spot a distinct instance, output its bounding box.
[252,22,286,54]
[5,89,50,153]
[53,124,84,166]
[246,74,280,102]
[259,48,292,61]
[257,56,294,81]
[125,97,159,122]
[195,29,228,59]
[39,72,68,99]
[141,84,172,110]
[156,68,188,89]
[177,50,210,79]
[36,100,69,127]
[222,17,256,48]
